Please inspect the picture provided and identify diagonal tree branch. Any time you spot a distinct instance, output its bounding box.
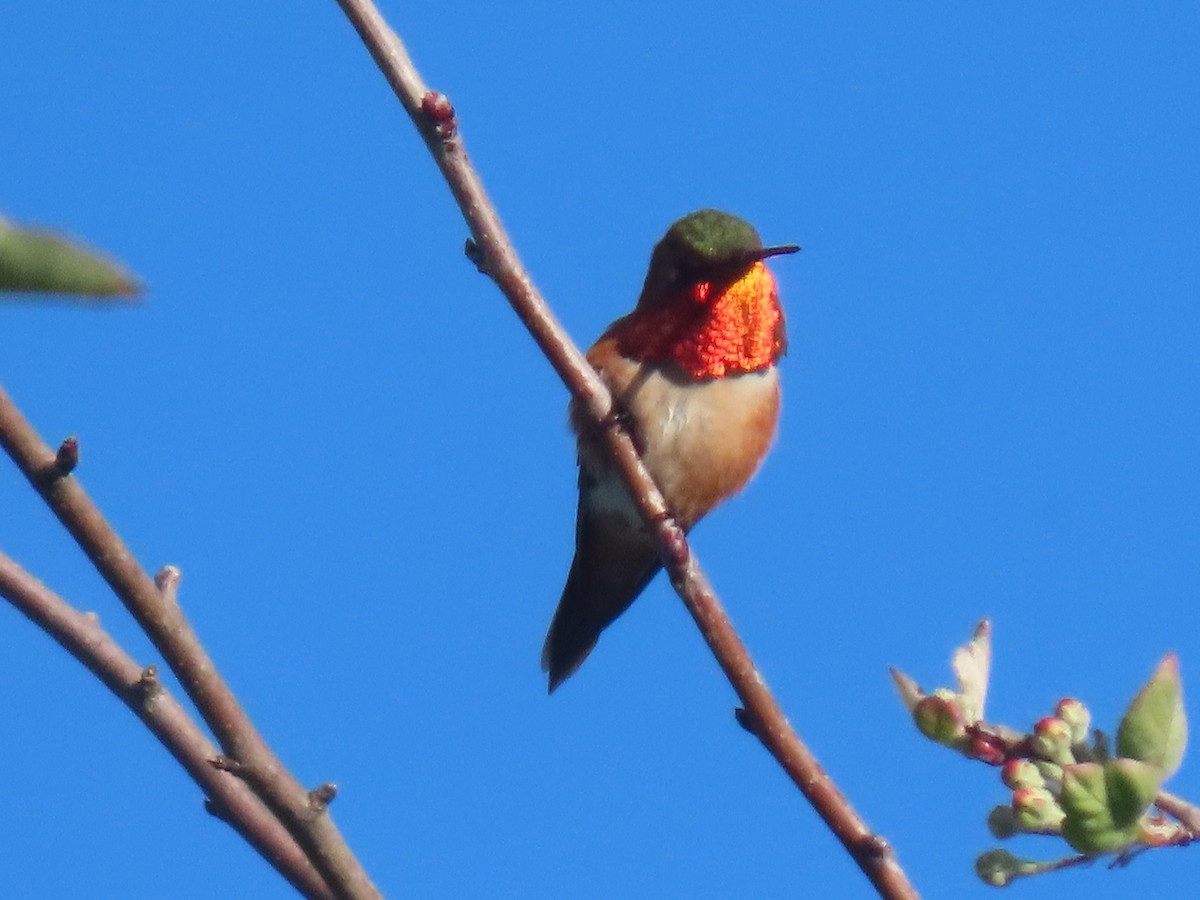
[0,385,380,900]
[0,550,335,900]
[331,2,919,897]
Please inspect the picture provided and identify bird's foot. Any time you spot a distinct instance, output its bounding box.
[597,404,646,455]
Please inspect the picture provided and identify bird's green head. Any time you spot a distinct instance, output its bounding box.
[639,209,798,305]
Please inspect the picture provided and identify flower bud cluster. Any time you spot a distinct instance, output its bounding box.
[985,700,1091,841]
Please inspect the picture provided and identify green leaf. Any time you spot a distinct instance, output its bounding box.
[0,218,140,298]
[1117,653,1187,778]
[1058,762,1142,855]
[1105,758,1163,828]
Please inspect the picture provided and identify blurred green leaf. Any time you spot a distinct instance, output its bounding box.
[0,217,140,298]
[1059,762,1143,855]
[1117,653,1187,778]
[1106,758,1163,828]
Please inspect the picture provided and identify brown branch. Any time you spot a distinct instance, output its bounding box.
[0,550,335,900]
[1154,791,1200,834]
[0,386,380,900]
[331,3,919,897]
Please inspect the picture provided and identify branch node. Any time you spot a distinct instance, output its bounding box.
[53,436,79,476]
[203,797,231,823]
[130,664,163,703]
[420,90,458,140]
[464,238,488,274]
[734,706,760,737]
[209,754,244,776]
[661,524,690,568]
[860,833,892,860]
[308,782,338,811]
[154,565,182,602]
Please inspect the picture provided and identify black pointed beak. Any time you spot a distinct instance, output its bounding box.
[755,244,801,260]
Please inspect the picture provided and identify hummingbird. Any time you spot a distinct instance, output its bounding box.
[542,209,798,693]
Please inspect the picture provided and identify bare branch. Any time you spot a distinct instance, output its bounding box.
[0,386,380,900]
[331,3,919,896]
[0,550,335,900]
[1155,791,1200,834]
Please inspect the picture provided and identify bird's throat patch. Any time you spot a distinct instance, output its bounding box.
[613,262,786,379]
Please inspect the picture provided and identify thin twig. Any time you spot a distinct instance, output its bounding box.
[0,386,380,900]
[1155,791,1200,834]
[331,3,919,897]
[0,550,334,900]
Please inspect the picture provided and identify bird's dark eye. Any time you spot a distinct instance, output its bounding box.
[664,263,689,288]
[670,260,710,288]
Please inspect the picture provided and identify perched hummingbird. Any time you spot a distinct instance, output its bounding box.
[542,209,798,693]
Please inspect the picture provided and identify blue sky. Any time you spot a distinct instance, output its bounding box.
[4,3,1200,897]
